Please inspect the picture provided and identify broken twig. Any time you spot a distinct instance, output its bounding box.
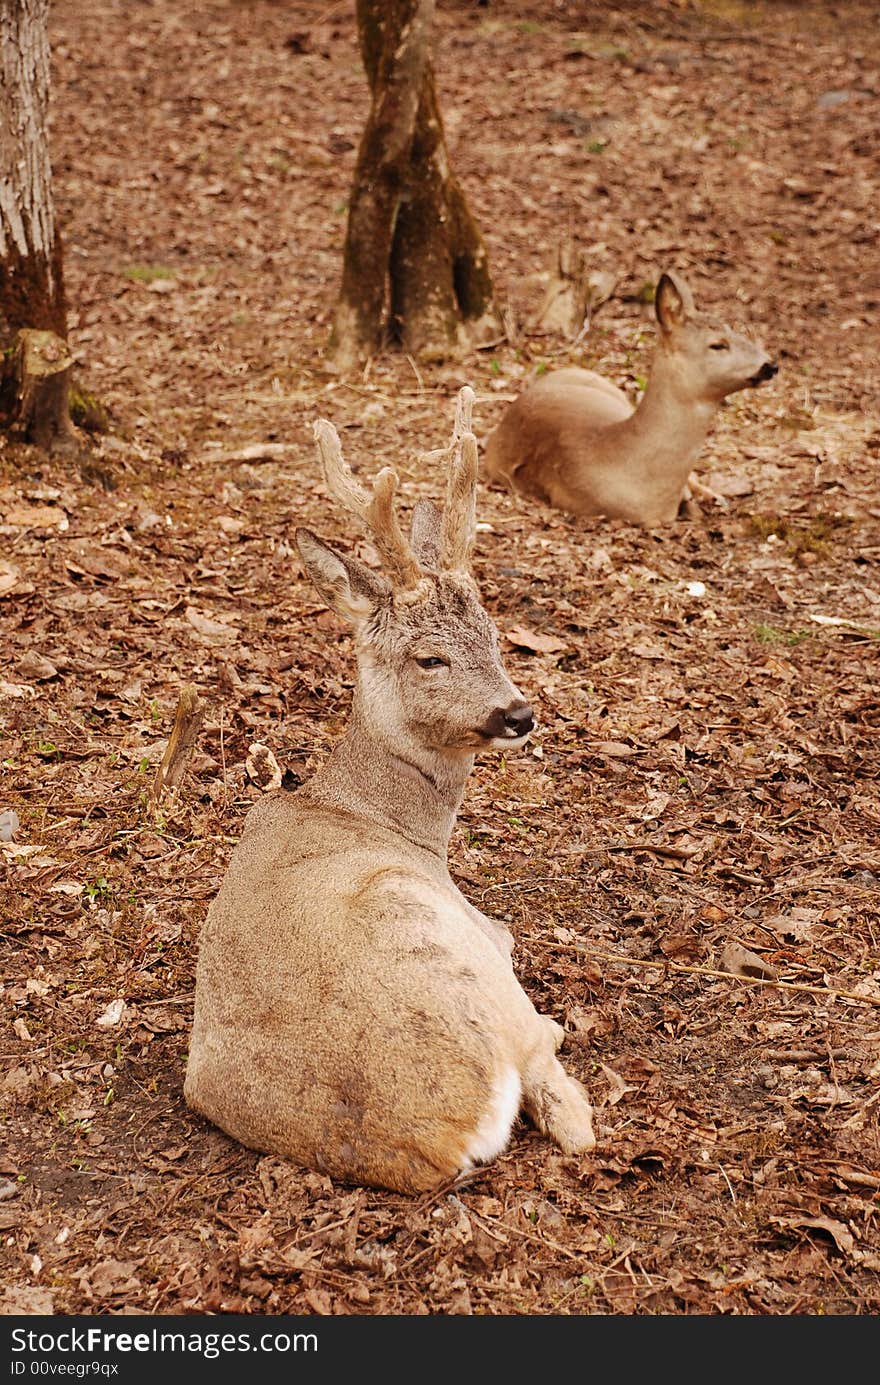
[549,943,880,1009]
[149,685,206,811]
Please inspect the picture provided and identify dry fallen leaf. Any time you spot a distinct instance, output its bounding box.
[17,651,58,681]
[302,1286,333,1315]
[764,908,821,942]
[246,742,283,790]
[505,624,568,655]
[79,1258,142,1298]
[0,680,37,700]
[184,606,239,644]
[0,560,23,596]
[95,998,127,1030]
[0,1285,54,1315]
[1,842,44,859]
[631,640,667,659]
[600,1063,638,1106]
[593,740,636,758]
[704,472,755,498]
[720,942,778,981]
[4,503,68,529]
[770,1214,855,1258]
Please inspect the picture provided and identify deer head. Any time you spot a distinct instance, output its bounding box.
[296,388,534,779]
[654,270,778,403]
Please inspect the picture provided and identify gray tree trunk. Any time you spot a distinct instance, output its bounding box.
[0,0,76,450]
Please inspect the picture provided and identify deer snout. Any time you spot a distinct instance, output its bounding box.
[480,699,534,741]
[750,360,778,386]
[504,701,535,737]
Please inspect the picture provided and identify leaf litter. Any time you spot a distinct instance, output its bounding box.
[0,0,878,1318]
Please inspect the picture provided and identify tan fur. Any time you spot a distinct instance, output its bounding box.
[483,271,777,526]
[185,392,595,1194]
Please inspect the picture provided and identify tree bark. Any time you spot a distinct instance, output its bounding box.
[0,0,76,449]
[329,0,502,370]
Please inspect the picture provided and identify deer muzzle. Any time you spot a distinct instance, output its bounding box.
[749,361,779,386]
[479,699,535,742]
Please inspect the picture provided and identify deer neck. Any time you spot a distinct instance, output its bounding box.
[621,354,717,481]
[309,706,473,859]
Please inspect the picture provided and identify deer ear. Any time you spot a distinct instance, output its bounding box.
[655,272,695,332]
[295,528,390,625]
[409,497,442,570]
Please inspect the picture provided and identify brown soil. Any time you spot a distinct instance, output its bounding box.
[1,0,879,1317]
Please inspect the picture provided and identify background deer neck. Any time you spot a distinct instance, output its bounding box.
[622,352,717,478]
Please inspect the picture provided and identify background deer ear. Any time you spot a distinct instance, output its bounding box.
[655,271,695,332]
[409,497,442,570]
[295,528,390,625]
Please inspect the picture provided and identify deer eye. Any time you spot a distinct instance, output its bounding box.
[415,655,448,669]
[709,340,729,351]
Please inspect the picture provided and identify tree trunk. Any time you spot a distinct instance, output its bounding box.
[0,0,76,449]
[329,0,503,370]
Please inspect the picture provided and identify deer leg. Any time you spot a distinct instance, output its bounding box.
[461,898,515,959]
[686,472,729,508]
[543,1016,565,1051]
[522,1043,595,1154]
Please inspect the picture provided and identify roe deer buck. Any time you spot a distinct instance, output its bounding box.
[184,388,595,1193]
[483,270,777,527]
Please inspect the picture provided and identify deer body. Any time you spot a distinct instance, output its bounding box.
[184,391,595,1193]
[483,272,777,526]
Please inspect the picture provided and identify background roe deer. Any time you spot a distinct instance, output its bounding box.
[483,270,777,526]
[184,389,596,1194]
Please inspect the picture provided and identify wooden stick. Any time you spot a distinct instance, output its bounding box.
[549,942,880,1009]
[149,685,206,810]
[193,442,292,465]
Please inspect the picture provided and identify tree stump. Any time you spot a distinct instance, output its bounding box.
[4,327,77,451]
[526,241,617,339]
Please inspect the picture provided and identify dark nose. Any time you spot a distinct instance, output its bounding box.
[751,361,778,384]
[503,701,534,737]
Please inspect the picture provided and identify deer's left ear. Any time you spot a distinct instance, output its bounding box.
[409,498,442,570]
[295,528,391,626]
[655,271,695,332]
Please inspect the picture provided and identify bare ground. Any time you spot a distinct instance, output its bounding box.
[1,0,879,1316]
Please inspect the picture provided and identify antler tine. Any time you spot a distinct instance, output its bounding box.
[451,383,475,441]
[442,430,478,571]
[365,466,423,585]
[439,386,478,571]
[416,387,479,572]
[313,420,421,585]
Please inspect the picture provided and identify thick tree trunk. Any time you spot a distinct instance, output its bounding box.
[328,0,432,372]
[329,0,502,370]
[0,0,76,449]
[389,64,500,358]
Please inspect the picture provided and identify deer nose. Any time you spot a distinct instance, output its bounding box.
[751,361,778,384]
[503,701,534,737]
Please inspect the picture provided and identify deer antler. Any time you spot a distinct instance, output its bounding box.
[313,420,422,587]
[419,386,479,573]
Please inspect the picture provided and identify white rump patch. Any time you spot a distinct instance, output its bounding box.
[463,1065,521,1168]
